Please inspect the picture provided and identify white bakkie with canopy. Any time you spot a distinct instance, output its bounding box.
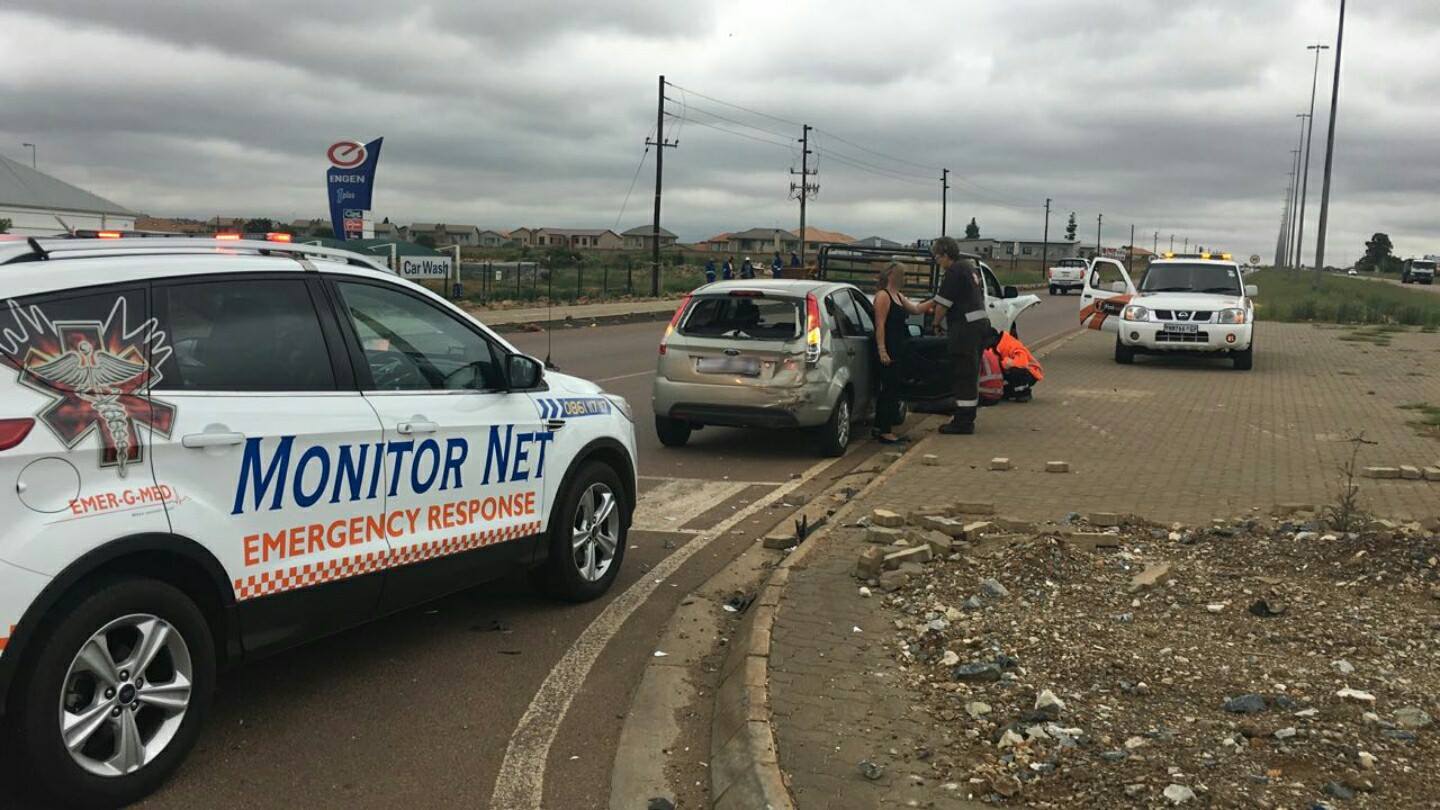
[1079,252,1258,370]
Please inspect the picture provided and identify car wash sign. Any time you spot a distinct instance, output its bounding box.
[326,138,383,241]
[399,255,453,280]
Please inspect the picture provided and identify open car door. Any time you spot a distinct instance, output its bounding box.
[1079,257,1137,332]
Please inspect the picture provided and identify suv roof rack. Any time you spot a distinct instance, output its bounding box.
[0,237,393,273]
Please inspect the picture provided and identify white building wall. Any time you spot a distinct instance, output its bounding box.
[0,206,135,236]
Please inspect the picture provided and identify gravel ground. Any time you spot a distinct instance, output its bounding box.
[862,507,1440,808]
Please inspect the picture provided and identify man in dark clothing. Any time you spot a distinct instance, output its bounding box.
[789,251,801,268]
[771,251,784,278]
[741,257,755,279]
[722,257,734,280]
[704,257,717,284]
[927,237,990,435]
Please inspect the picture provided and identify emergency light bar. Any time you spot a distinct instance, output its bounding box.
[69,230,298,243]
[1161,251,1233,261]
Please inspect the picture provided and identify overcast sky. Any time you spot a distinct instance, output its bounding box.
[2,0,1437,265]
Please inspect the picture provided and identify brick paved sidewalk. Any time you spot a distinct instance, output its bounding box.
[769,322,1440,809]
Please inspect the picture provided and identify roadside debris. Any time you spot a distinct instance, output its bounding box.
[833,502,1440,806]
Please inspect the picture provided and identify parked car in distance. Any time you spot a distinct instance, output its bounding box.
[1047,257,1088,295]
[651,279,880,457]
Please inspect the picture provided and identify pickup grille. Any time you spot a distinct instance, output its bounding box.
[1155,331,1210,343]
[1154,310,1213,322]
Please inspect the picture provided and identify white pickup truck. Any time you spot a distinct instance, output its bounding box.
[1047,257,1088,295]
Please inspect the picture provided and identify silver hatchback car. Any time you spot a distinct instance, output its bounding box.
[651,279,882,456]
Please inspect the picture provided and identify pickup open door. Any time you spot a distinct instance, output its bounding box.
[1079,257,1137,332]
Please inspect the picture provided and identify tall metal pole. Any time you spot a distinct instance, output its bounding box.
[1040,198,1051,276]
[1297,44,1329,272]
[1314,0,1346,273]
[1096,213,1103,257]
[648,75,666,297]
[1282,162,1297,267]
[1152,231,1158,255]
[791,125,815,268]
[940,168,950,237]
[1127,224,1135,274]
[1289,118,1308,268]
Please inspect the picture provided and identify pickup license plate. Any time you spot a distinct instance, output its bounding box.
[696,356,761,376]
[1162,323,1199,334]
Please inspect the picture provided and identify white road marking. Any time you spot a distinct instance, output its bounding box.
[631,478,752,532]
[487,454,845,809]
[594,370,655,383]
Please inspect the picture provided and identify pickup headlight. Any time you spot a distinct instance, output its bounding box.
[1122,305,1150,322]
[604,393,634,422]
[1217,308,1247,325]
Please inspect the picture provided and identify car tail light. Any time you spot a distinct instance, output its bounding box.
[0,418,35,451]
[805,293,822,364]
[659,294,692,356]
[96,231,123,239]
[266,232,293,242]
[214,233,241,241]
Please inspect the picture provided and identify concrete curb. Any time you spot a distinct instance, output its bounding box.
[708,425,940,810]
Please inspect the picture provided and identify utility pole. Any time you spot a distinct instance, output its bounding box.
[1283,161,1298,267]
[790,125,818,269]
[1289,118,1308,268]
[1152,231,1158,255]
[940,168,950,237]
[1095,213,1103,258]
[1040,198,1051,277]
[1314,0,1346,273]
[1297,44,1329,273]
[646,74,678,297]
[1127,224,1135,274]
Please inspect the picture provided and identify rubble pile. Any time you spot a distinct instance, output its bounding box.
[852,505,1440,807]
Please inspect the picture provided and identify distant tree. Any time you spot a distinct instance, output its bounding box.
[965,217,980,239]
[309,225,332,237]
[243,218,275,233]
[415,233,438,249]
[1065,213,1078,242]
[1358,233,1395,272]
[0,218,10,234]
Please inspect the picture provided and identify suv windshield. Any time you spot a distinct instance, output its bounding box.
[679,294,801,340]
[1140,263,1242,295]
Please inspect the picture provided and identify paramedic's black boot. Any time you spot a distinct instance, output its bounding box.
[939,408,976,435]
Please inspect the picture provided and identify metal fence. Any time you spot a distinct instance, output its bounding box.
[457,259,693,304]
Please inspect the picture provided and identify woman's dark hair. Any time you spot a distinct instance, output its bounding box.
[931,236,961,261]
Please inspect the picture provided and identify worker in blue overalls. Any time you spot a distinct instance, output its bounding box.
[705,257,717,284]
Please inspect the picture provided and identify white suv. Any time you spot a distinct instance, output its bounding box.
[1079,254,1257,370]
[0,237,637,806]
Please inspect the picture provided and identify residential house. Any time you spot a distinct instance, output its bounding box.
[797,226,857,256]
[726,228,799,256]
[290,217,331,236]
[476,229,508,247]
[533,227,624,250]
[407,223,484,247]
[697,232,732,252]
[851,235,903,249]
[621,225,678,251]
[373,221,405,240]
[134,216,209,234]
[955,238,1079,261]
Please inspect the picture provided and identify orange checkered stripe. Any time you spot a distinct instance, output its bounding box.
[233,521,543,602]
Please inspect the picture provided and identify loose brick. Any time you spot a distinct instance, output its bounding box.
[919,515,968,538]
[1424,467,1440,482]
[865,526,905,544]
[1089,512,1124,528]
[921,454,940,466]
[1400,465,1423,480]
[762,532,796,550]
[989,457,1012,471]
[854,547,886,578]
[1045,461,1070,473]
[870,508,906,528]
[951,501,996,516]
[1128,563,1173,593]
[1363,467,1401,479]
[883,545,932,569]
[1060,532,1121,552]
[962,520,993,540]
[878,570,910,591]
[918,530,955,555]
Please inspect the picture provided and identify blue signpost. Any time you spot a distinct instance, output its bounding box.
[326,138,383,241]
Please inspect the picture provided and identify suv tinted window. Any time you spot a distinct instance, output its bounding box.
[679,295,800,340]
[153,279,336,391]
[336,281,502,391]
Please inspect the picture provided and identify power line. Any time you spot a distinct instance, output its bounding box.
[666,99,793,142]
[613,126,655,229]
[664,82,804,129]
[811,127,942,174]
[812,148,933,187]
[666,113,795,151]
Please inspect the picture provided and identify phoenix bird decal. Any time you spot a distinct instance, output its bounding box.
[1,297,175,476]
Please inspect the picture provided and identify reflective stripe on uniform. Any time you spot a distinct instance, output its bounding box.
[955,398,979,407]
[965,309,988,322]
[933,294,953,307]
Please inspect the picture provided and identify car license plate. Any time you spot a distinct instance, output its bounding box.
[696,356,760,376]
[1162,323,1199,334]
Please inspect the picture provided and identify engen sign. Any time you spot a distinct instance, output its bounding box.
[326,138,383,240]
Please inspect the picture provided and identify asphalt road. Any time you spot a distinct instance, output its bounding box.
[109,294,1080,809]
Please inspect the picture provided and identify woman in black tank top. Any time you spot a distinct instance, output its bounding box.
[873,261,925,443]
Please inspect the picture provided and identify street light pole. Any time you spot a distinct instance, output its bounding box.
[21,143,35,169]
[1314,0,1346,273]
[1289,117,1308,268]
[1297,44,1330,273]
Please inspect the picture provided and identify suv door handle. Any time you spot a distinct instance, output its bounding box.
[397,420,439,435]
[181,431,246,449]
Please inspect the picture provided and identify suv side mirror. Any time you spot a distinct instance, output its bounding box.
[505,354,544,390]
[1002,285,1019,299]
[1244,284,1259,297]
